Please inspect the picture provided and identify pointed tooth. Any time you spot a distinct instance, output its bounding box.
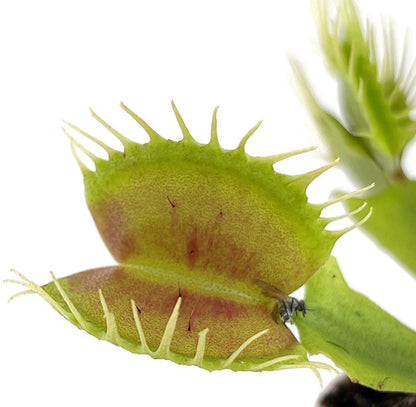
[68,141,92,174]
[131,299,151,355]
[210,106,220,147]
[50,272,91,331]
[222,329,269,369]
[7,289,33,303]
[258,146,317,165]
[6,269,74,321]
[62,128,97,173]
[99,289,121,343]
[89,108,131,148]
[288,158,339,190]
[237,121,262,153]
[319,183,374,210]
[171,100,193,142]
[191,328,209,367]
[154,296,182,357]
[329,207,373,240]
[252,355,300,372]
[62,127,102,167]
[63,121,115,154]
[321,202,367,226]
[120,102,164,142]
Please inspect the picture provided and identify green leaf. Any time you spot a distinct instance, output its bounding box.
[295,256,416,392]
[346,180,416,278]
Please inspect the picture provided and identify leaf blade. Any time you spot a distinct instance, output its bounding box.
[295,256,416,392]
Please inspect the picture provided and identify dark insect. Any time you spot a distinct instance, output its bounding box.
[255,280,307,324]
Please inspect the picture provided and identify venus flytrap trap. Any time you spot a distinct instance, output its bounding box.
[7,101,372,376]
[292,0,416,276]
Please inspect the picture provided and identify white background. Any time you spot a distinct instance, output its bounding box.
[1,1,416,406]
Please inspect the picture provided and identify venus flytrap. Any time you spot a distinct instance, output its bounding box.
[4,2,416,402]
[6,100,416,395]
[7,102,371,375]
[292,0,416,276]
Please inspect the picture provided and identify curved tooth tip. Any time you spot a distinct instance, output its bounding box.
[266,146,317,164]
[50,270,90,331]
[356,206,373,226]
[61,126,97,157]
[65,118,115,154]
[191,327,210,366]
[359,182,375,192]
[62,127,100,172]
[99,289,108,313]
[321,182,374,209]
[302,145,318,153]
[289,158,339,188]
[210,106,220,146]
[69,142,92,174]
[171,100,193,142]
[155,296,182,356]
[7,290,33,303]
[322,201,368,224]
[89,107,131,148]
[131,299,150,354]
[9,268,27,280]
[222,328,269,369]
[237,120,263,153]
[331,206,373,240]
[120,102,163,142]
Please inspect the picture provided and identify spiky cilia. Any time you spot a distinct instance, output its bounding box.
[7,102,370,373]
